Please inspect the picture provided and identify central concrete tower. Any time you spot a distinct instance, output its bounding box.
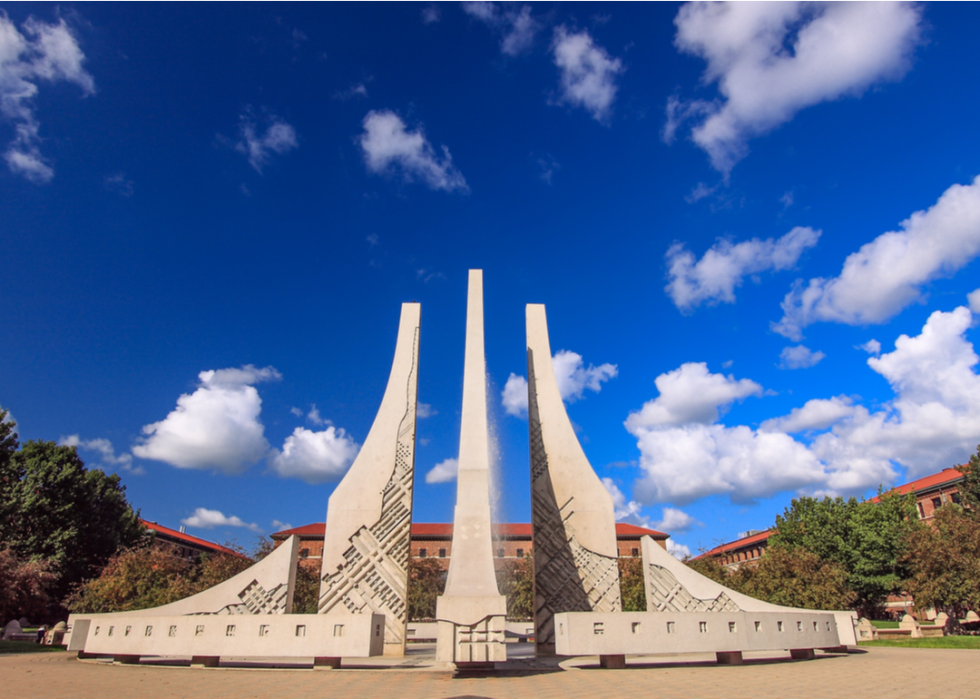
[435,269,507,665]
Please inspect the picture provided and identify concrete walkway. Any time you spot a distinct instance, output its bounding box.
[2,646,975,698]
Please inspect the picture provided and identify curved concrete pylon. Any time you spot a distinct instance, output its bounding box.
[435,270,507,665]
[526,304,622,656]
[317,302,421,657]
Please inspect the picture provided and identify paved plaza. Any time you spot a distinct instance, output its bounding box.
[3,645,976,699]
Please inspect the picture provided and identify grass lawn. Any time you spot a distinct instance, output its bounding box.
[0,640,67,654]
[859,636,980,649]
[870,620,900,629]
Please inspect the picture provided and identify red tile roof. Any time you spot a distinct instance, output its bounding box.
[142,519,243,557]
[693,529,773,560]
[272,522,668,540]
[869,467,964,502]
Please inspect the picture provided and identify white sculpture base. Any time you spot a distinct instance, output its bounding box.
[435,595,507,664]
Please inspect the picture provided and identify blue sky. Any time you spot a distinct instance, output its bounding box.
[3,2,980,559]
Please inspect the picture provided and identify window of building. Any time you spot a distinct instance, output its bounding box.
[439,548,446,558]
[419,548,427,558]
[497,548,505,558]
[517,549,525,558]
[951,492,962,505]
[631,548,639,557]
[932,497,943,510]
[917,502,925,518]
[299,548,309,558]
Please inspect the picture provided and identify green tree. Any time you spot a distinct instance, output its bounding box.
[684,555,732,586]
[769,491,918,615]
[958,445,980,514]
[0,440,145,608]
[903,504,980,617]
[407,558,445,621]
[736,547,856,610]
[618,557,646,612]
[0,408,21,533]
[290,563,321,614]
[497,552,535,619]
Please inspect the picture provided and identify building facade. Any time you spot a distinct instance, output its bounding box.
[142,519,242,562]
[272,522,669,571]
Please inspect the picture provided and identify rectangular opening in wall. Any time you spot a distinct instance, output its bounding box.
[168,625,177,637]
[631,622,641,634]
[827,622,832,631]
[439,548,446,558]
[108,626,114,637]
[419,548,427,558]
[593,623,604,636]
[631,547,639,557]
[125,626,131,637]
[666,621,675,634]
[296,625,306,637]
[754,621,762,632]
[145,626,153,637]
[94,626,100,636]
[813,621,819,632]
[497,548,505,558]
[699,621,707,633]
[517,548,524,558]
[195,625,204,637]
[559,623,564,636]
[226,625,236,637]
[728,622,736,633]
[375,624,381,636]
[797,621,803,632]
[333,624,344,638]
[259,625,270,637]
[777,621,784,632]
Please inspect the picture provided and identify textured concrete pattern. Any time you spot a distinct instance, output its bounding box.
[3,647,976,699]
[437,270,507,663]
[318,302,421,656]
[526,304,622,655]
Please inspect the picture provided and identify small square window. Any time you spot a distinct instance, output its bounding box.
[439,548,446,558]
[334,624,345,637]
[517,548,525,558]
[666,621,675,634]
[168,625,177,637]
[699,621,707,633]
[226,625,236,637]
[259,625,270,637]
[777,621,784,632]
[299,548,310,558]
[932,497,942,510]
[296,625,306,637]
[497,548,505,558]
[419,548,427,558]
[631,548,639,557]
[754,621,762,632]
[593,623,604,635]
[631,622,641,634]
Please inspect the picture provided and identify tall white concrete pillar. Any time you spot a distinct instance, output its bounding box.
[435,270,507,665]
[526,304,622,656]
[317,302,421,657]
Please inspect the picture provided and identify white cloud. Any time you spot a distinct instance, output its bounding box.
[629,305,980,507]
[551,26,624,123]
[417,403,436,419]
[760,396,857,434]
[602,477,648,527]
[0,14,94,182]
[667,2,922,173]
[502,350,617,417]
[778,345,825,370]
[624,362,761,430]
[290,406,304,417]
[968,289,980,314]
[132,365,281,474]
[421,5,441,25]
[59,435,143,474]
[858,339,882,356]
[181,507,261,533]
[774,177,980,340]
[653,507,700,533]
[666,540,692,560]
[271,519,293,533]
[463,3,540,57]
[305,404,329,426]
[666,226,820,311]
[333,82,369,101]
[359,110,468,192]
[425,457,458,484]
[234,110,298,173]
[269,426,360,485]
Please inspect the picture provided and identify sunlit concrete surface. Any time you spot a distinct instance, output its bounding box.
[3,646,975,699]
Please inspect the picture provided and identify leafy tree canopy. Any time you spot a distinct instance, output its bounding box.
[618,557,646,612]
[903,504,980,617]
[959,445,980,514]
[0,439,145,606]
[0,547,57,624]
[497,552,534,620]
[734,546,856,611]
[407,558,445,621]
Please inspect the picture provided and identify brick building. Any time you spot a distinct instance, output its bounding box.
[695,467,967,571]
[271,522,669,571]
[142,519,242,562]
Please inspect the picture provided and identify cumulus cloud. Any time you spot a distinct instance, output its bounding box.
[234,110,298,173]
[968,289,980,314]
[421,5,441,25]
[773,177,980,340]
[333,81,369,101]
[652,507,700,533]
[778,345,825,370]
[666,2,922,173]
[502,350,617,417]
[269,425,360,485]
[602,477,648,526]
[181,507,261,533]
[305,404,329,426]
[666,226,820,311]
[551,26,624,123]
[359,110,468,192]
[59,435,142,474]
[625,362,761,431]
[858,339,882,356]
[666,540,692,560]
[132,365,281,474]
[628,305,980,507]
[416,403,436,419]
[425,457,458,484]
[271,519,293,532]
[463,2,539,56]
[0,13,94,182]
